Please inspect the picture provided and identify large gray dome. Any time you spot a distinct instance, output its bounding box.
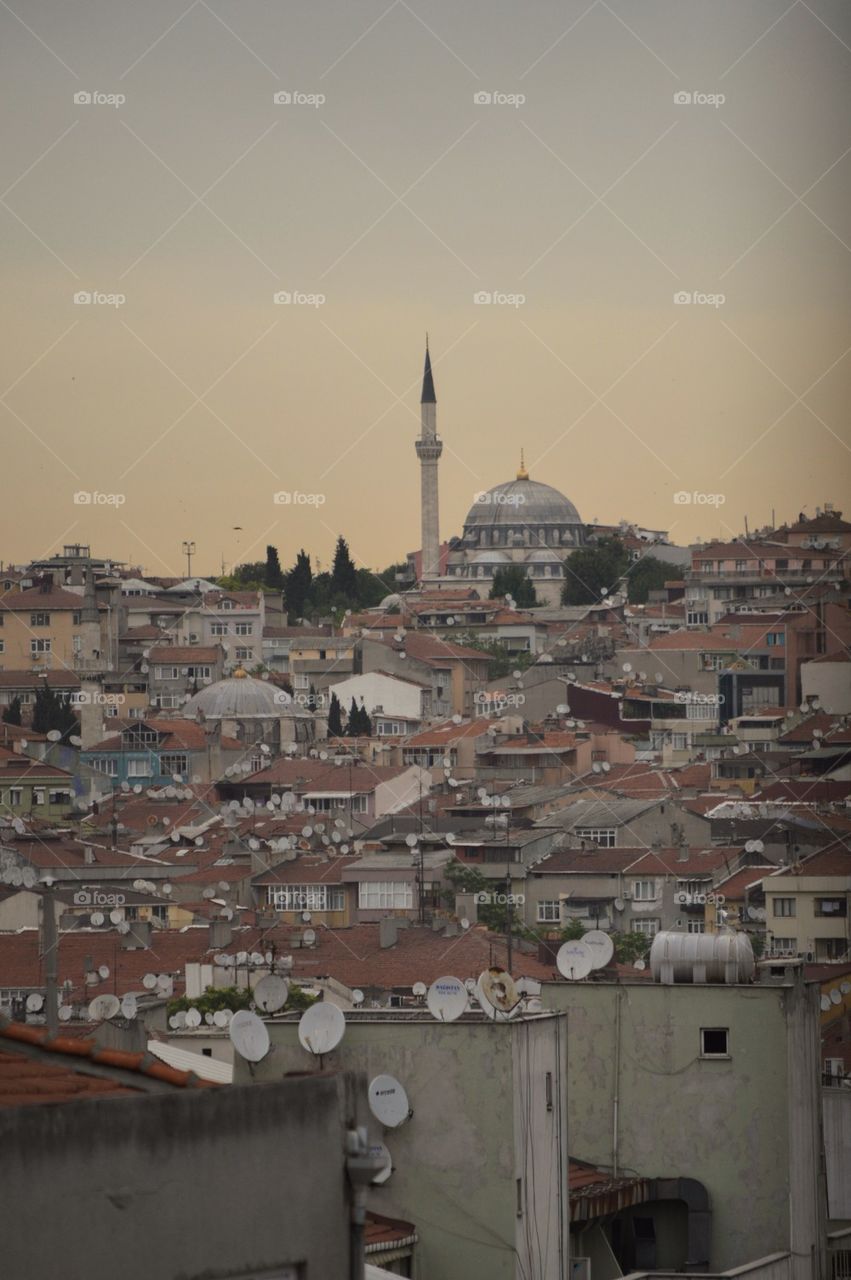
[184,671,292,719]
[464,475,582,529]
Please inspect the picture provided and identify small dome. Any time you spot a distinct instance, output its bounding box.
[183,673,293,719]
[527,549,561,562]
[470,550,510,564]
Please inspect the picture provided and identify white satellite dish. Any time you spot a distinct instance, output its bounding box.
[368,1074,410,1128]
[412,981,427,998]
[213,1009,230,1027]
[369,1142,393,1185]
[58,1005,72,1022]
[633,958,647,971]
[478,968,521,1013]
[109,908,124,925]
[253,974,289,1013]
[820,994,832,1012]
[426,976,467,1023]
[26,993,44,1012]
[351,989,364,1006]
[91,911,105,927]
[298,1003,345,1056]
[142,973,157,990]
[121,993,138,1019]
[556,941,594,981]
[98,965,110,980]
[229,1010,270,1062]
[613,898,625,912]
[582,930,615,970]
[830,989,842,1006]
[185,1007,202,1028]
[169,1011,186,1029]
[88,994,121,1021]
[303,929,316,947]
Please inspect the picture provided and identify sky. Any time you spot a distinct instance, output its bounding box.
[2,0,850,581]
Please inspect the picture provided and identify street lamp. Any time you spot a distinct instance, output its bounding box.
[182,541,196,579]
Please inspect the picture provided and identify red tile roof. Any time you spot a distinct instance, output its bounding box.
[0,746,73,779]
[0,587,94,612]
[252,854,358,886]
[84,720,242,753]
[375,633,494,664]
[147,646,221,663]
[405,718,499,747]
[714,865,775,899]
[242,757,409,791]
[535,845,743,877]
[0,670,80,689]
[0,1021,215,1105]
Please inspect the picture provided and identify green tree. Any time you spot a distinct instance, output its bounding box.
[327,691,344,737]
[490,565,538,608]
[443,859,531,938]
[284,549,312,621]
[611,930,651,964]
[360,706,373,737]
[2,696,22,726]
[331,535,359,600]
[559,918,587,941]
[561,536,630,605]
[626,554,673,604]
[265,544,285,591]
[346,697,360,736]
[32,686,79,741]
[454,633,529,682]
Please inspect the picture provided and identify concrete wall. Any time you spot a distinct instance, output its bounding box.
[801,660,851,714]
[235,1011,570,1280]
[824,1088,851,1221]
[0,1072,362,1280]
[541,980,822,1272]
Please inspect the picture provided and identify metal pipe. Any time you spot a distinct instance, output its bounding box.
[613,986,622,1179]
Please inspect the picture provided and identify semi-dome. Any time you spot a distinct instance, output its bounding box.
[464,472,582,530]
[183,669,293,719]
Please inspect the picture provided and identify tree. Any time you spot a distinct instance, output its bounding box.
[455,633,530,682]
[346,697,360,736]
[265,544,285,591]
[31,686,79,741]
[443,860,530,938]
[2,696,22,726]
[490,565,538,608]
[327,691,344,737]
[331,535,358,600]
[561,536,630,605]
[611,930,651,964]
[560,917,587,941]
[360,705,373,738]
[627,554,672,604]
[284,549,312,621]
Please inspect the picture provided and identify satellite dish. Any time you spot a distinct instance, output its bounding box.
[121,993,137,1019]
[582,930,615,969]
[254,974,289,1013]
[109,908,124,925]
[369,1142,393,1185]
[821,995,832,1012]
[58,1005,73,1022]
[47,729,62,742]
[478,968,521,1013]
[368,1074,410,1128]
[303,928,316,947]
[22,867,37,889]
[98,964,110,980]
[841,983,851,995]
[169,1011,186,1030]
[142,973,157,990]
[426,976,468,1023]
[830,988,842,1006]
[88,994,121,1021]
[298,1003,345,1056]
[633,958,647,971]
[26,993,44,1012]
[229,1010,270,1062]
[69,734,82,746]
[351,989,364,1006]
[747,905,759,921]
[556,941,594,981]
[613,898,625,912]
[213,1009,230,1027]
[91,911,105,926]
[412,981,427,998]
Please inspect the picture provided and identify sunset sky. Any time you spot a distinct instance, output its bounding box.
[2,0,850,581]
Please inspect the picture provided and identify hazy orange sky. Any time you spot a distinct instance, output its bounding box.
[2,0,850,581]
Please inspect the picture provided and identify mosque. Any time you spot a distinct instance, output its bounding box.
[409,343,587,607]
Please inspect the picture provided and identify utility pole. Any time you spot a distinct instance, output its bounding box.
[41,875,58,1035]
[182,540,196,579]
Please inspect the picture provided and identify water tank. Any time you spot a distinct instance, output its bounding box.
[649,930,755,985]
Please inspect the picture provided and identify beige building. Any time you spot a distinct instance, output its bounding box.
[764,843,850,962]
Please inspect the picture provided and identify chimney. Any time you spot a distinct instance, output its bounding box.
[209,919,233,949]
[379,917,399,949]
[677,846,690,862]
[121,921,151,949]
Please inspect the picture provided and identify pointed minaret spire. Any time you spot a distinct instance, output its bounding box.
[421,336,436,405]
[517,448,529,480]
[415,338,442,581]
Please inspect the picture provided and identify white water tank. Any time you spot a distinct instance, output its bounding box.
[650,930,755,985]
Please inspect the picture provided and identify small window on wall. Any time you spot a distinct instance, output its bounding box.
[700,1027,729,1057]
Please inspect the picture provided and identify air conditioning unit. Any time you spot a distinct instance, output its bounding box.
[189,634,199,643]
[622,890,633,900]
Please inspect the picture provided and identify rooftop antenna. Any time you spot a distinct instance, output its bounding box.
[229,1009,270,1065]
[298,1002,345,1066]
[426,976,468,1022]
[368,1074,412,1128]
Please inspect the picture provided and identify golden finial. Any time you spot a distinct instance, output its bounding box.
[517,448,529,481]
[233,666,248,679]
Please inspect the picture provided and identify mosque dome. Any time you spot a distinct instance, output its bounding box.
[183,668,293,719]
[463,457,582,531]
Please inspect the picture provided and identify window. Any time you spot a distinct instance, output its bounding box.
[211,623,228,636]
[687,610,709,626]
[8,788,22,806]
[105,703,120,718]
[48,789,71,805]
[537,901,561,923]
[634,919,659,937]
[0,641,4,653]
[818,938,848,960]
[307,793,367,813]
[575,827,616,848]
[235,623,253,636]
[33,788,45,806]
[127,759,151,777]
[30,639,51,655]
[770,937,797,956]
[186,666,210,679]
[700,560,714,573]
[266,884,345,912]
[358,881,414,910]
[687,920,706,933]
[632,880,656,901]
[235,647,254,661]
[766,632,784,646]
[72,612,81,625]
[155,666,180,680]
[160,754,189,777]
[735,560,748,573]
[376,720,405,736]
[815,898,847,918]
[700,1027,729,1057]
[154,695,183,709]
[92,758,118,777]
[30,612,50,626]
[773,898,796,917]
[72,635,82,653]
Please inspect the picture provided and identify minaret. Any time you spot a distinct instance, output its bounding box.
[415,340,442,581]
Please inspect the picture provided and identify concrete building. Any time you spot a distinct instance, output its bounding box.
[235,1009,570,1280]
[329,671,431,736]
[543,975,825,1274]
[763,843,850,962]
[801,651,851,715]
